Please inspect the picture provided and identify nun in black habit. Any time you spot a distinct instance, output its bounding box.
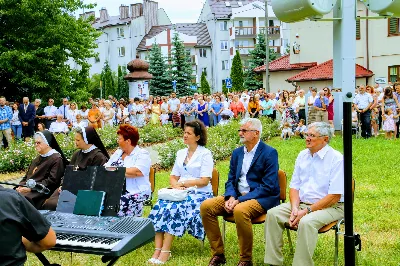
[16,130,68,209]
[41,126,109,210]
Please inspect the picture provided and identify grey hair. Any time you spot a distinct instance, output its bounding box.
[240,118,262,136]
[35,99,41,104]
[318,90,325,95]
[308,122,332,143]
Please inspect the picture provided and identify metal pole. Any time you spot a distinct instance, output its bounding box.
[333,0,356,265]
[264,0,270,93]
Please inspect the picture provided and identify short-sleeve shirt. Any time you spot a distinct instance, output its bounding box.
[290,145,344,203]
[0,187,51,265]
[171,146,213,193]
[104,147,151,195]
[353,92,373,109]
[168,98,180,113]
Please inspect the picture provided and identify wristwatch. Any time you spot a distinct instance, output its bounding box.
[306,206,312,214]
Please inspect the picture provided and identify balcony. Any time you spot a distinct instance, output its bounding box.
[230,46,281,56]
[259,26,281,39]
[235,27,257,37]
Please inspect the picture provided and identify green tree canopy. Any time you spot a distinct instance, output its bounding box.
[0,0,101,100]
[230,50,244,92]
[200,71,211,95]
[244,33,279,91]
[148,43,172,96]
[117,65,129,100]
[170,32,193,96]
[100,62,116,98]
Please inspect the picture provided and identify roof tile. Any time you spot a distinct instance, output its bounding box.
[254,55,317,72]
[137,23,212,51]
[286,59,374,82]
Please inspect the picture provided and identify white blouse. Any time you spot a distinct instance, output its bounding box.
[104,146,151,195]
[171,146,214,193]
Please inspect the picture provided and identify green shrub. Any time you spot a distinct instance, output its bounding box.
[0,123,182,173]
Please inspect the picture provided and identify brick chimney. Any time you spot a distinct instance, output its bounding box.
[119,5,130,20]
[130,3,143,19]
[143,0,159,34]
[99,7,109,23]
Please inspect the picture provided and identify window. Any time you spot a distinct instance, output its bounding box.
[199,48,207,58]
[117,27,125,38]
[220,41,228,50]
[356,19,360,40]
[222,60,229,70]
[202,67,207,74]
[94,55,100,63]
[220,21,228,31]
[389,66,400,83]
[388,18,400,36]
[118,47,126,57]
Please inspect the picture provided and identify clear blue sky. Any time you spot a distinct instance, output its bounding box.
[80,0,205,23]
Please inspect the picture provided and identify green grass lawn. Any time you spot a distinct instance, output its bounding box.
[27,136,400,266]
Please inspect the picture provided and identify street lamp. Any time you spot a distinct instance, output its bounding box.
[253,1,270,93]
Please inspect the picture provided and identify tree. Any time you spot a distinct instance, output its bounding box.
[100,61,116,98]
[200,71,211,95]
[117,65,129,100]
[244,33,279,91]
[230,50,244,92]
[148,43,172,96]
[0,0,101,100]
[170,32,193,96]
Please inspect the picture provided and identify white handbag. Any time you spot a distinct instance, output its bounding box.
[158,188,188,201]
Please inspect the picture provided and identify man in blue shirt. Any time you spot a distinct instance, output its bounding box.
[353,85,373,138]
[0,97,13,148]
[313,90,329,123]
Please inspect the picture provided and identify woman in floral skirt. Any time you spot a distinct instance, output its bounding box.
[148,120,214,265]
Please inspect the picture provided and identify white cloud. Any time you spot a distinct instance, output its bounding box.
[80,0,205,23]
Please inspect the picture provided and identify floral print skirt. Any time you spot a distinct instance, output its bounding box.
[118,192,149,217]
[148,191,212,240]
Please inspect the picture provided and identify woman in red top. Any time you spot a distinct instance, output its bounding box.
[229,95,245,118]
[324,87,335,135]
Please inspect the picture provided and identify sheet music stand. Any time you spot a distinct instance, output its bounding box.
[60,166,125,217]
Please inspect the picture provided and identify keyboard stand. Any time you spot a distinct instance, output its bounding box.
[35,252,120,266]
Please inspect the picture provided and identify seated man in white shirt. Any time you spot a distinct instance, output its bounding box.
[49,114,69,134]
[264,122,344,266]
[72,114,88,129]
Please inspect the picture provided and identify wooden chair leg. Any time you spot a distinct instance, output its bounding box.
[222,219,226,243]
[286,229,294,254]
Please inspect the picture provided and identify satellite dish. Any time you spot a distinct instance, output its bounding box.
[363,0,400,17]
[271,0,337,23]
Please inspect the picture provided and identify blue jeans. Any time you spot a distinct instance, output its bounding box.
[11,124,22,140]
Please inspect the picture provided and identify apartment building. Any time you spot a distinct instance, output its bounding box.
[136,24,212,86]
[73,1,171,76]
[198,0,289,92]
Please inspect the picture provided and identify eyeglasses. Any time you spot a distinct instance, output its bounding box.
[35,141,43,145]
[238,129,257,133]
[305,133,325,138]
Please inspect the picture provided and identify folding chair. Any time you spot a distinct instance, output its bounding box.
[144,166,156,208]
[222,170,287,243]
[285,179,355,266]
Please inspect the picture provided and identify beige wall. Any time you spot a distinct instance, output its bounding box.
[296,78,369,91]
[262,70,304,93]
[287,2,400,85]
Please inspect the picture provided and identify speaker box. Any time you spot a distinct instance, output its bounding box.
[271,0,337,23]
[364,0,400,17]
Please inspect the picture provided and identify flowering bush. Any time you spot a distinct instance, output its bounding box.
[156,117,280,169]
[0,124,182,174]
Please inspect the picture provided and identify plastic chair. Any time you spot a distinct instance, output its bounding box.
[222,170,287,243]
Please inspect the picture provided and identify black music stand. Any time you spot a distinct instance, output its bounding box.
[60,166,125,216]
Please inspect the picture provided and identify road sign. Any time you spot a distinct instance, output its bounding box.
[225,78,232,89]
